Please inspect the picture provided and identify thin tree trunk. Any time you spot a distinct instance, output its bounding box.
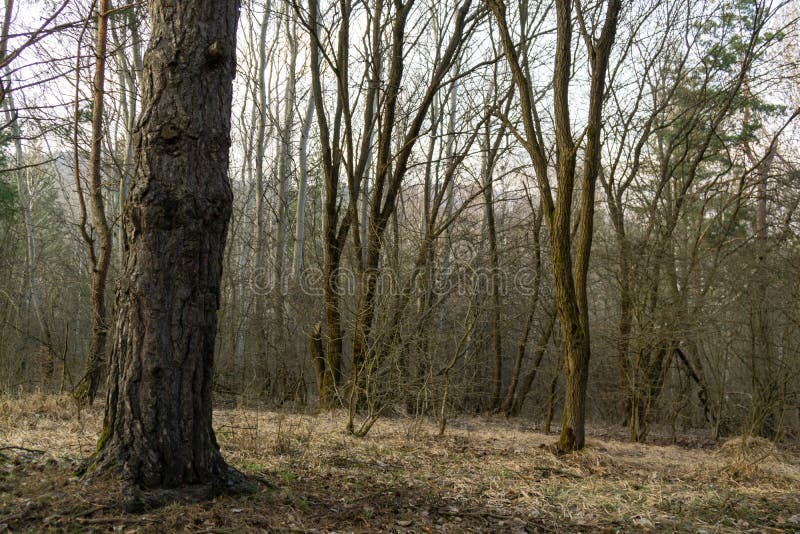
[234,17,263,385]
[502,210,543,415]
[253,0,273,392]
[274,4,297,344]
[510,307,556,416]
[78,0,113,405]
[407,101,440,413]
[2,87,53,367]
[438,57,461,303]
[616,232,633,426]
[544,357,562,434]
[751,144,775,436]
[292,93,314,281]
[111,6,143,265]
[482,117,503,412]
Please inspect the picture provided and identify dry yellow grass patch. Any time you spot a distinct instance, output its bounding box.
[1,394,799,532]
[0,392,98,457]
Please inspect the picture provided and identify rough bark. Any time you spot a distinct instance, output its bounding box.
[87,0,241,488]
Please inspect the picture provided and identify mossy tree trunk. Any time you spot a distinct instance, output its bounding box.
[489,0,620,451]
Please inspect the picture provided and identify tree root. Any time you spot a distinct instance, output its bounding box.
[120,467,261,513]
[75,450,265,514]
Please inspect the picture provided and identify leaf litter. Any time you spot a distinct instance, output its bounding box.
[1,394,798,532]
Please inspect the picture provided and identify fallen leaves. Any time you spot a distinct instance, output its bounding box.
[1,396,799,532]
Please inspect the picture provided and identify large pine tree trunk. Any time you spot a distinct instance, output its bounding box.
[88,0,241,488]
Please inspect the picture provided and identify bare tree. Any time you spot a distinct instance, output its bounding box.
[74,0,113,406]
[349,0,474,419]
[489,0,622,451]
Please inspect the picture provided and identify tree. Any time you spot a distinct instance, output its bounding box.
[85,0,243,488]
[2,86,55,377]
[252,0,273,393]
[347,0,473,423]
[0,0,70,111]
[599,0,787,441]
[488,0,621,451]
[74,0,113,406]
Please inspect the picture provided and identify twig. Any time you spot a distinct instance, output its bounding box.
[76,516,154,524]
[246,472,278,489]
[74,505,109,518]
[437,508,512,520]
[0,445,45,454]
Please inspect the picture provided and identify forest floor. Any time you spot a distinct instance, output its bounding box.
[1,394,799,533]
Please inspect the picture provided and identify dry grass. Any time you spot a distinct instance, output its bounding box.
[1,394,799,532]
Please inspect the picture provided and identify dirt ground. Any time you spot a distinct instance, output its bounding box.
[1,394,799,533]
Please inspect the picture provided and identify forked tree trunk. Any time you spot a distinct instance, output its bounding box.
[307,0,350,409]
[488,0,620,451]
[509,308,556,416]
[349,0,472,414]
[88,0,241,488]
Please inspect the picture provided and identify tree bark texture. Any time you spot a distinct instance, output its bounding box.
[89,0,241,488]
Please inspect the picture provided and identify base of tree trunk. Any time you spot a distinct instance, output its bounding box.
[77,452,260,510]
[122,476,259,513]
[557,426,577,453]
